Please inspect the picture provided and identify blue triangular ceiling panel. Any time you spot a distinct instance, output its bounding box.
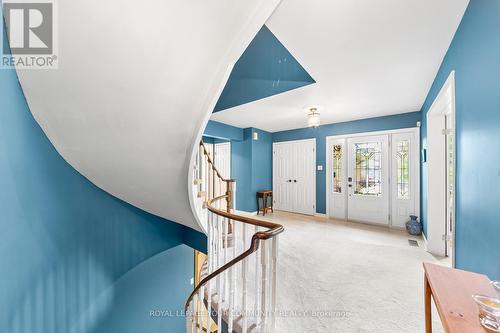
[213,25,315,112]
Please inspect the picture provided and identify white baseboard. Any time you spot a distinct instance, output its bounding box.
[234,210,258,216]
[314,213,327,218]
[421,232,429,250]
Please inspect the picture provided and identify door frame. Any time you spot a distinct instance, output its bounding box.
[214,141,233,208]
[326,127,420,228]
[426,71,456,263]
[272,138,316,215]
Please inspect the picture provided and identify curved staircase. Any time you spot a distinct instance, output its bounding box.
[186,142,284,333]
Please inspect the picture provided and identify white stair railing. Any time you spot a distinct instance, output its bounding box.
[186,142,283,333]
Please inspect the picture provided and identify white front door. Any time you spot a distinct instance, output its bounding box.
[347,135,389,225]
[273,139,315,215]
[327,138,347,219]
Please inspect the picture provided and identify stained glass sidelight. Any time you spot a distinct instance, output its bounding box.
[354,142,382,196]
[332,145,342,193]
[396,140,410,199]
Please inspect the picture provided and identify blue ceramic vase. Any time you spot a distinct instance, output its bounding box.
[406,215,422,236]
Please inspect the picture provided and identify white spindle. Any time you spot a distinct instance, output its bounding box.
[223,217,229,304]
[205,213,212,332]
[260,240,269,333]
[227,218,237,333]
[270,236,279,330]
[216,215,223,331]
[241,223,248,333]
[254,225,261,329]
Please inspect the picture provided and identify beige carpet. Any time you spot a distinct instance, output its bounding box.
[254,212,449,333]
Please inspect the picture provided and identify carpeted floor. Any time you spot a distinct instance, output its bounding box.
[255,211,449,333]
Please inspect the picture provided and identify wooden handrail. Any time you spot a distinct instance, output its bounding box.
[185,194,284,311]
[199,141,235,183]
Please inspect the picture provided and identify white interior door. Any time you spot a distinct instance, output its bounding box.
[273,139,315,215]
[347,135,389,225]
[391,132,418,228]
[445,112,455,258]
[292,140,316,215]
[214,142,231,179]
[273,143,290,211]
[214,142,231,198]
[327,138,347,219]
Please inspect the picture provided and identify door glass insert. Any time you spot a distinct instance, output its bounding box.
[396,140,410,200]
[332,144,342,193]
[354,142,382,196]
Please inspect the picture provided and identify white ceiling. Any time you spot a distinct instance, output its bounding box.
[211,0,469,132]
[16,0,281,231]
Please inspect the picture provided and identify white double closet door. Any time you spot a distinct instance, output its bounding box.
[327,129,419,227]
[273,139,316,216]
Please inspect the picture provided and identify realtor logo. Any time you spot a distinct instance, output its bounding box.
[1,0,58,69]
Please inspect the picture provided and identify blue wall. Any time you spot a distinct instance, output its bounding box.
[213,25,315,112]
[231,129,254,212]
[203,124,273,212]
[229,128,273,212]
[251,128,273,204]
[90,245,194,333]
[420,0,500,279]
[273,112,421,214]
[0,46,199,331]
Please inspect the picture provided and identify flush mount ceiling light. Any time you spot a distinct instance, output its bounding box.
[305,106,322,128]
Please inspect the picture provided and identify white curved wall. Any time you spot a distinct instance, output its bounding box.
[16,0,281,231]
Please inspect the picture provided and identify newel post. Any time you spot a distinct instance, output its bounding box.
[225,179,235,213]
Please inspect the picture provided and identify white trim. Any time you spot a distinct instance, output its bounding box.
[422,232,429,251]
[325,127,419,141]
[235,210,258,216]
[273,138,318,145]
[325,137,347,220]
[326,127,420,229]
[314,213,327,218]
[425,70,456,264]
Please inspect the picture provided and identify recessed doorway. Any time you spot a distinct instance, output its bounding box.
[425,71,456,262]
[326,128,420,228]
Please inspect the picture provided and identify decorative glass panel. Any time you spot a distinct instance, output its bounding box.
[397,140,410,200]
[354,142,382,196]
[332,144,342,193]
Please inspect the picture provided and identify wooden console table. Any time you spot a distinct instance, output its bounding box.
[423,262,497,333]
[256,190,273,216]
